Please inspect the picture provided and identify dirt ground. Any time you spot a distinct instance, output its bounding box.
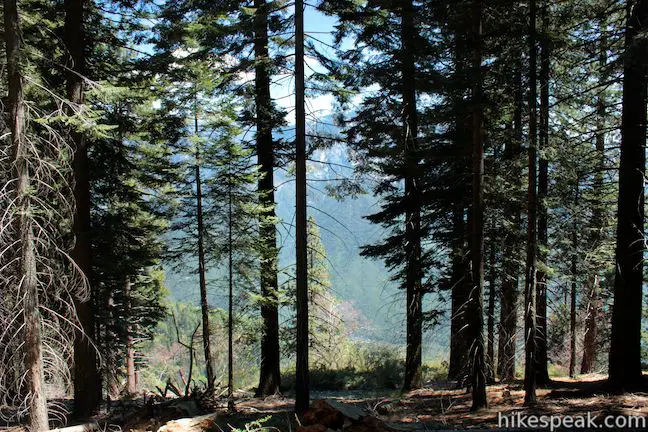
[201,374,648,431]
[3,375,648,431]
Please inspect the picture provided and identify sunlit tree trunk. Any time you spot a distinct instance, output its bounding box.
[193,100,214,389]
[4,0,49,427]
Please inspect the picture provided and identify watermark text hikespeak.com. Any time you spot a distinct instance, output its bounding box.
[498,412,646,431]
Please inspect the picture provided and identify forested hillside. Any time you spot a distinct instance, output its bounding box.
[166,143,421,345]
[2,0,648,431]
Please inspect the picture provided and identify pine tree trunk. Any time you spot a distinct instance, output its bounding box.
[125,277,136,394]
[486,234,496,384]
[447,24,470,381]
[66,0,101,416]
[5,0,49,428]
[104,286,117,398]
[294,0,310,414]
[524,0,538,406]
[227,169,235,412]
[448,205,469,382]
[535,0,550,387]
[194,103,214,388]
[581,28,606,374]
[401,0,423,392]
[569,219,578,378]
[467,0,487,410]
[254,0,281,397]
[609,0,648,391]
[497,57,523,383]
[580,275,599,373]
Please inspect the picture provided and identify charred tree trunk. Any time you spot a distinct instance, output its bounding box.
[66,0,101,417]
[524,0,538,406]
[194,103,214,389]
[294,0,310,414]
[401,0,423,392]
[254,0,281,397]
[467,0,487,410]
[535,0,550,387]
[498,57,523,383]
[5,0,49,427]
[609,0,648,391]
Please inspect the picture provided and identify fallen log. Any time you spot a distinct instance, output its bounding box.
[156,413,218,432]
[298,400,403,432]
[50,424,101,432]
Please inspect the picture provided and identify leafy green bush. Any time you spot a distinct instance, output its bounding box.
[422,359,448,382]
[281,342,448,391]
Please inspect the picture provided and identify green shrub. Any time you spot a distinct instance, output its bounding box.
[422,359,448,382]
[282,342,413,391]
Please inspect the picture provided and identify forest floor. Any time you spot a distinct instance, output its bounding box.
[146,374,648,431]
[4,374,648,431]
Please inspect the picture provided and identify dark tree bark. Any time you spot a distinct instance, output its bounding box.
[294,0,310,414]
[254,0,281,397]
[401,0,423,392]
[448,25,470,382]
[5,0,49,428]
[535,0,550,387]
[581,27,607,374]
[467,0,487,410]
[580,275,599,373]
[609,0,648,391]
[486,230,496,384]
[569,210,578,378]
[125,277,136,394]
[104,285,118,398]
[66,0,101,417]
[194,103,214,389]
[227,166,235,412]
[448,206,469,382]
[497,57,523,383]
[524,0,538,406]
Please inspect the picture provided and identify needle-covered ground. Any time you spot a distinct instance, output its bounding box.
[3,375,647,431]
[150,374,648,431]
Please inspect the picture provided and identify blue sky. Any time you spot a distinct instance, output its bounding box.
[273,3,341,124]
